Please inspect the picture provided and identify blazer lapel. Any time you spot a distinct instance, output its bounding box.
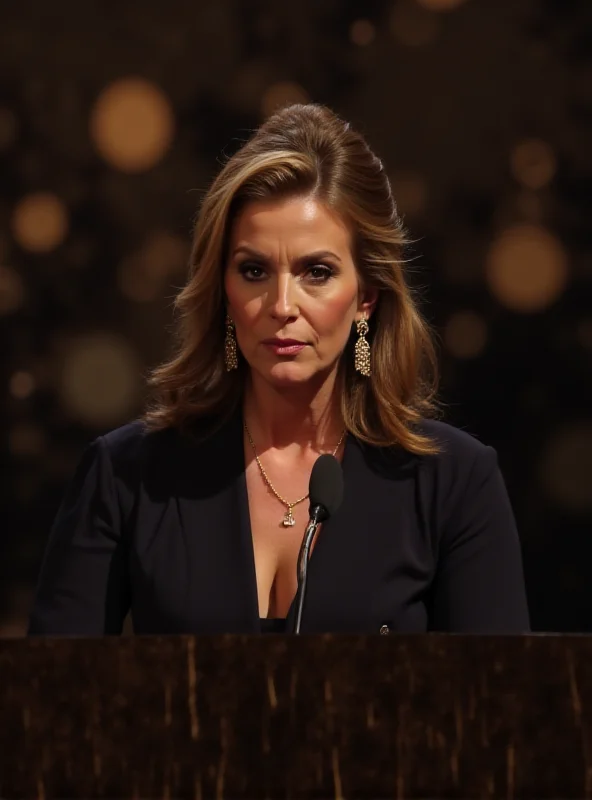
[285,435,419,633]
[173,410,260,632]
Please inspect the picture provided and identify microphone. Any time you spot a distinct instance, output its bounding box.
[292,453,344,634]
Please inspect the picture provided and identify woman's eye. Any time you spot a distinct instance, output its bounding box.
[238,262,333,283]
[239,263,266,281]
[307,265,333,282]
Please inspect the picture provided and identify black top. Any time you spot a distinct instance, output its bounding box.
[260,618,287,634]
[28,410,530,635]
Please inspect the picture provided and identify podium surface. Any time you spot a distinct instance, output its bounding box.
[1,634,591,799]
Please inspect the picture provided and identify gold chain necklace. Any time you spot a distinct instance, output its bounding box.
[244,422,346,527]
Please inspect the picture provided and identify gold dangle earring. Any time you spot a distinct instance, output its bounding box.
[354,314,371,376]
[224,314,238,371]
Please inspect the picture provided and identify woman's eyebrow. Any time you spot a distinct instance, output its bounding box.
[231,245,269,260]
[231,245,342,264]
[300,250,343,264]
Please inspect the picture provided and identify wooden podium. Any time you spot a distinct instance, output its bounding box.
[1,634,591,798]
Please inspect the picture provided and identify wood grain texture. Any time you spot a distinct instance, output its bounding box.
[1,635,591,799]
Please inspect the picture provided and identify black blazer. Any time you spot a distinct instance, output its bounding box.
[28,411,530,635]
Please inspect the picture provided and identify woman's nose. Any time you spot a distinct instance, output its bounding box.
[269,273,299,320]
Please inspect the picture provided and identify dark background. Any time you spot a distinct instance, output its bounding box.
[1,0,590,636]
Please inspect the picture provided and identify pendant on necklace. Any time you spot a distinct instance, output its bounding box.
[283,509,296,527]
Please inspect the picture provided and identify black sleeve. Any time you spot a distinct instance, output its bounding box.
[429,446,530,633]
[28,437,130,635]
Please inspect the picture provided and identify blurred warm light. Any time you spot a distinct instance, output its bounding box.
[486,224,568,312]
[444,311,488,359]
[417,0,467,9]
[0,107,18,150]
[391,171,428,217]
[59,334,141,427]
[118,257,161,303]
[141,231,189,276]
[390,2,439,46]
[9,371,36,399]
[0,265,25,315]
[511,139,556,190]
[541,423,592,513]
[118,231,188,302]
[12,192,69,253]
[350,19,376,46]
[261,82,309,118]
[9,423,46,457]
[90,77,175,173]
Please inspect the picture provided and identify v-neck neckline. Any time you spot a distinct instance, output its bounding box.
[232,407,353,631]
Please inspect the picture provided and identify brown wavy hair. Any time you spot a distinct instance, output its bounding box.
[144,103,441,454]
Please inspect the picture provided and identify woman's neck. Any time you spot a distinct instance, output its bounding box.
[242,373,344,453]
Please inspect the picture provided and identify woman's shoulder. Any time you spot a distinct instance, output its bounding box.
[98,414,228,470]
[100,419,173,462]
[417,418,493,462]
[413,418,499,497]
[356,418,495,487]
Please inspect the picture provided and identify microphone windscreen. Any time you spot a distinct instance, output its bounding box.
[309,453,344,521]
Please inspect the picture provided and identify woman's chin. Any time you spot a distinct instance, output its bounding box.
[263,362,321,387]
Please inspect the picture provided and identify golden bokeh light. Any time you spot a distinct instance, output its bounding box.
[416,0,468,10]
[391,171,428,217]
[261,81,310,118]
[118,257,161,303]
[141,231,189,277]
[0,266,25,315]
[9,371,36,399]
[12,192,69,253]
[90,77,175,173]
[541,424,592,513]
[59,334,141,427]
[390,2,440,46]
[486,224,568,312]
[350,19,376,46]
[118,231,188,303]
[511,139,556,190]
[444,311,488,359]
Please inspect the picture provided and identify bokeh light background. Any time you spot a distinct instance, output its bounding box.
[0,0,590,635]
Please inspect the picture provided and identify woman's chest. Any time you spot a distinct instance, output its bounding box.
[129,454,436,633]
[245,465,322,618]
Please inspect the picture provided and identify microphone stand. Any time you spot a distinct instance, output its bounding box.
[292,505,323,635]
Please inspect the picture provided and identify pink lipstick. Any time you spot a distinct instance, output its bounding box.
[262,338,307,356]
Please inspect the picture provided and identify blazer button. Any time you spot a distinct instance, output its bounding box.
[379,624,390,635]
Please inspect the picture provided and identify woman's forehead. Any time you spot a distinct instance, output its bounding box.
[229,195,352,252]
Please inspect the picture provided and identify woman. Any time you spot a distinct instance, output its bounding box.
[28,104,530,635]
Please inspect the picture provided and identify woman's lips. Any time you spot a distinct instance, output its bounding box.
[262,339,307,355]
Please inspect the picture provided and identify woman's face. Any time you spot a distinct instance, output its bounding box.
[224,195,376,389]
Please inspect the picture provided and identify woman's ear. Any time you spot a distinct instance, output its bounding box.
[356,287,379,321]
